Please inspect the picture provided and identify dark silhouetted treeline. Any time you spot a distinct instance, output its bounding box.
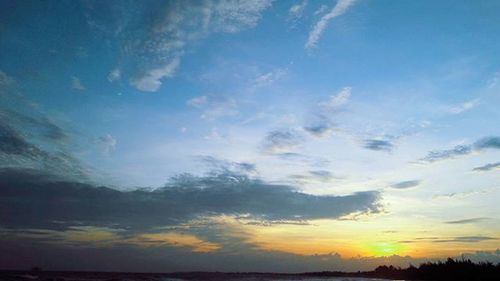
[0,258,499,280]
[304,258,500,280]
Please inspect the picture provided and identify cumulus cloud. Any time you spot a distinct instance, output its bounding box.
[364,139,394,152]
[473,162,500,172]
[447,99,480,114]
[305,0,357,49]
[0,168,381,232]
[419,136,500,163]
[390,180,420,189]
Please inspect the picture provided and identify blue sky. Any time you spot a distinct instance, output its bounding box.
[1,0,499,272]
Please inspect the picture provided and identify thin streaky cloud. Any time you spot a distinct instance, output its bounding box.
[447,99,480,114]
[305,0,357,49]
[445,218,488,224]
[472,162,500,172]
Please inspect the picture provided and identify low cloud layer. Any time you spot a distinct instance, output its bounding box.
[0,168,381,232]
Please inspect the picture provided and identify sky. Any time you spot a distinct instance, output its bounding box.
[0,0,500,272]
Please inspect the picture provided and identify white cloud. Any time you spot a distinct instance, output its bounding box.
[254,68,287,87]
[188,95,238,120]
[128,0,273,92]
[319,86,352,109]
[107,68,121,83]
[71,76,86,91]
[447,99,480,114]
[209,0,273,33]
[305,0,357,49]
[130,58,180,92]
[288,0,308,20]
[97,134,117,154]
[314,4,328,16]
[187,95,208,108]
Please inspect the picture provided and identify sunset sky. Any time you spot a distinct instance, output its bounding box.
[0,0,499,272]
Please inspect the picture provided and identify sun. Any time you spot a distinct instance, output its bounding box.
[366,242,403,256]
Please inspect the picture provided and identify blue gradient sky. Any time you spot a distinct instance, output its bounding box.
[0,0,499,272]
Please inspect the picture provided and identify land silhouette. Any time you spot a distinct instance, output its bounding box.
[1,258,499,280]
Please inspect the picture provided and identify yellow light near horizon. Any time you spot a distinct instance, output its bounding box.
[365,242,403,257]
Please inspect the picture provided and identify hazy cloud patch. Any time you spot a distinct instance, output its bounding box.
[472,162,500,172]
[445,218,488,224]
[419,136,500,163]
[363,139,394,152]
[390,180,420,189]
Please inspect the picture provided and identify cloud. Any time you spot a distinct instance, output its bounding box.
[129,232,221,253]
[305,0,357,49]
[445,218,488,224]
[0,91,88,181]
[303,123,335,137]
[289,170,341,184]
[0,168,381,232]
[390,180,420,189]
[86,1,272,92]
[187,95,208,108]
[288,0,308,21]
[130,58,180,92]
[318,87,352,109]
[97,134,117,154]
[432,236,497,243]
[107,68,121,83]
[253,68,287,88]
[304,87,351,138]
[71,76,86,91]
[261,129,304,154]
[364,139,394,152]
[419,136,500,163]
[432,187,498,200]
[187,95,238,120]
[473,162,500,172]
[447,99,480,114]
[0,71,15,91]
[198,156,256,174]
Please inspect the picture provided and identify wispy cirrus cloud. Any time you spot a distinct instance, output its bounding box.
[305,0,357,49]
[187,95,238,120]
[447,99,480,114]
[87,1,273,93]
